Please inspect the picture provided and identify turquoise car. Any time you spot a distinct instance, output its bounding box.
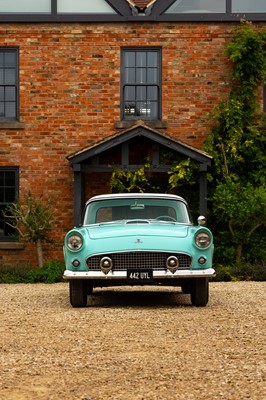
[63,193,215,307]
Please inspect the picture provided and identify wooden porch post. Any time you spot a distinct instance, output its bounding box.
[199,164,208,217]
[73,164,85,227]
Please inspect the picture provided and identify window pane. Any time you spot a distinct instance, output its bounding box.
[0,53,3,67]
[125,52,135,68]
[147,52,158,68]
[5,187,15,202]
[0,188,4,202]
[136,86,146,101]
[57,0,116,14]
[125,68,135,84]
[5,171,15,186]
[0,102,4,116]
[5,53,16,67]
[4,69,16,85]
[124,86,135,101]
[147,86,158,101]
[5,102,16,118]
[5,87,16,101]
[136,52,146,67]
[0,87,4,101]
[136,101,148,117]
[124,102,137,117]
[232,0,266,12]
[0,0,51,13]
[149,102,158,119]
[0,172,4,186]
[147,68,157,84]
[166,0,226,13]
[136,68,146,84]
[0,69,3,85]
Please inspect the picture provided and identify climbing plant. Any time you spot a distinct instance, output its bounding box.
[205,21,266,264]
[110,155,199,196]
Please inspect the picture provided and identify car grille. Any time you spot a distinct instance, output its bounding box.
[86,252,192,271]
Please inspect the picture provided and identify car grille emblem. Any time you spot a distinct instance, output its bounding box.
[135,238,143,244]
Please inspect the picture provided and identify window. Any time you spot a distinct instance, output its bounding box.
[0,0,50,13]
[0,48,18,121]
[232,0,266,13]
[0,167,19,241]
[121,48,161,121]
[166,0,226,13]
[57,0,116,14]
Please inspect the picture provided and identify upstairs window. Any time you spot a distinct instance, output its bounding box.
[121,48,161,121]
[166,0,226,13]
[232,0,266,13]
[0,0,51,13]
[0,167,19,241]
[57,0,116,14]
[0,48,18,121]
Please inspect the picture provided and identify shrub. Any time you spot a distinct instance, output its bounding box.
[213,262,266,282]
[0,260,65,284]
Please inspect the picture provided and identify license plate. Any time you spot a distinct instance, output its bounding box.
[127,269,153,283]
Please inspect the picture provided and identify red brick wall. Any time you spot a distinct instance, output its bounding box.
[0,21,262,266]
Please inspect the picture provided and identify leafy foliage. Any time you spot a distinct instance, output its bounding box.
[111,164,157,193]
[168,159,198,190]
[0,260,65,284]
[205,21,266,265]
[4,192,55,268]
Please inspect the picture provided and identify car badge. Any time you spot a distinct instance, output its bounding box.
[135,238,143,244]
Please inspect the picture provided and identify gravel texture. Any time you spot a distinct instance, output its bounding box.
[0,282,265,400]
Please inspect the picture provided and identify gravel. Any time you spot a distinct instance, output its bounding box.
[0,282,265,400]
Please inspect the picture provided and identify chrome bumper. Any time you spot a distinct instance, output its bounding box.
[63,268,215,280]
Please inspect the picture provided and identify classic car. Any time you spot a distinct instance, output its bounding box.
[63,193,215,307]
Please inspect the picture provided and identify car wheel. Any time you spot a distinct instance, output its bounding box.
[69,280,87,307]
[86,284,93,295]
[190,278,209,307]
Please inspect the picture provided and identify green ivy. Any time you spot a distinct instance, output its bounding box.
[205,21,266,264]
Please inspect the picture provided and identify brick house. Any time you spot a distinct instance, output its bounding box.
[0,0,265,266]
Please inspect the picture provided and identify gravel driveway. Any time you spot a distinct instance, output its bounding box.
[0,282,265,400]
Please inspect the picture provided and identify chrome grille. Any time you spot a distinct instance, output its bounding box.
[86,252,192,271]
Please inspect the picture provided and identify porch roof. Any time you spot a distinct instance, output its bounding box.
[67,121,212,169]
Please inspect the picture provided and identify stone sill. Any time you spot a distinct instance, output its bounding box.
[115,120,168,129]
[0,242,24,250]
[0,121,25,129]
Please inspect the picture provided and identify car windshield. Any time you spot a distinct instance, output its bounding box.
[83,197,192,225]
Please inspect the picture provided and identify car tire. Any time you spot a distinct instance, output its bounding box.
[86,284,93,295]
[69,280,87,307]
[190,278,209,307]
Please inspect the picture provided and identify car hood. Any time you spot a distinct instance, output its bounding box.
[86,221,190,240]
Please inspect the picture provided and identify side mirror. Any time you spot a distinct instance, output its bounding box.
[197,216,206,226]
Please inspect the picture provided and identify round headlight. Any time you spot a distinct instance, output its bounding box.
[195,232,210,248]
[67,235,83,251]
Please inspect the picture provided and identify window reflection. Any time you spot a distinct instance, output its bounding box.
[166,0,226,13]
[57,0,116,14]
[232,0,266,12]
[0,0,51,13]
